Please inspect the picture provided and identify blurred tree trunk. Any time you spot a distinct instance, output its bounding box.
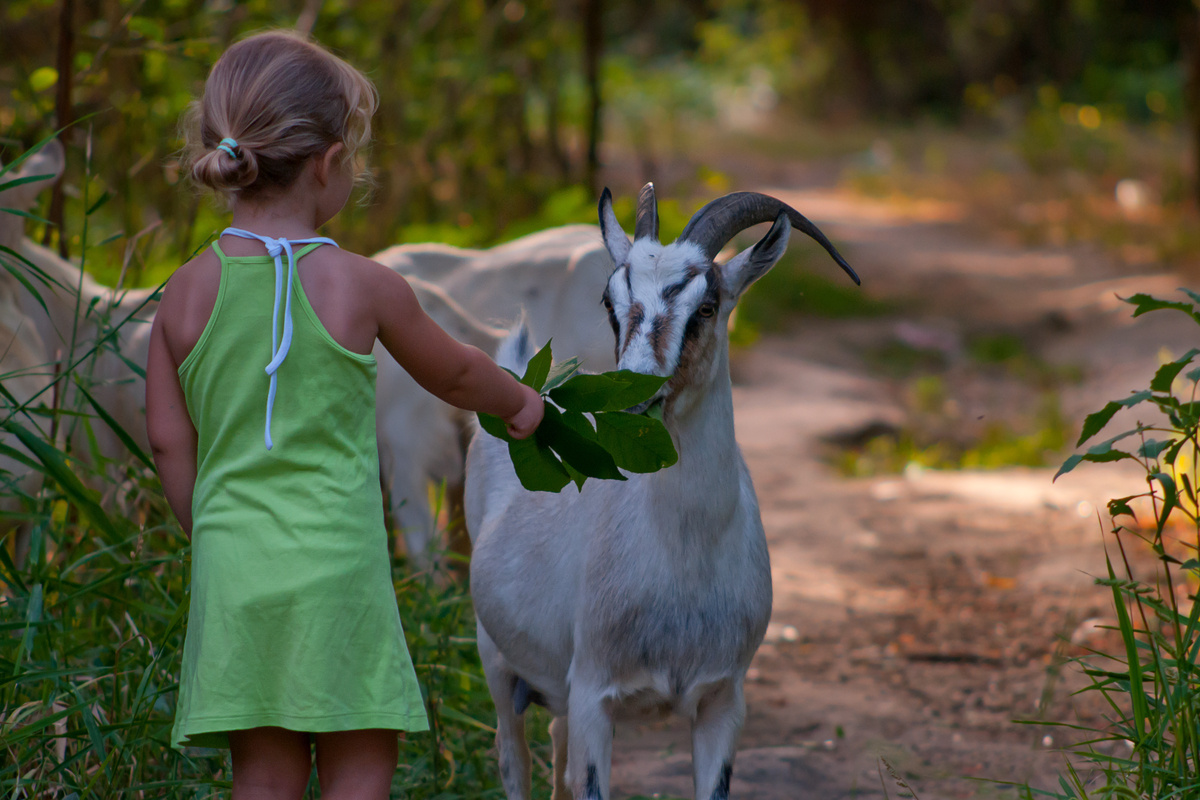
[44,0,74,259]
[1185,3,1200,209]
[583,0,603,195]
[544,62,571,180]
[542,4,572,181]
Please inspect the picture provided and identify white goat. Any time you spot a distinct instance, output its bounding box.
[465,185,859,800]
[0,142,75,564]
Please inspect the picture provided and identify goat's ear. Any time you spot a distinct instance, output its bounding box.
[719,213,791,300]
[598,187,632,266]
[0,139,66,211]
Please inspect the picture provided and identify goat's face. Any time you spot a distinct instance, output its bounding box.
[599,184,857,415]
[599,239,731,410]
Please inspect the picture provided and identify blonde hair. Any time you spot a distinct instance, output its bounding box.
[186,30,378,199]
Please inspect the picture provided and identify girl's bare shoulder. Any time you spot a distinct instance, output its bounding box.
[156,249,222,360]
[334,248,419,304]
[161,248,221,306]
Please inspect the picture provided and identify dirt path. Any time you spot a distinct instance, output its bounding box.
[607,184,1197,799]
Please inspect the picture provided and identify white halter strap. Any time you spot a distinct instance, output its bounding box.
[220,227,339,450]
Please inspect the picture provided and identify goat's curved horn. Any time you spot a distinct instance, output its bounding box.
[635,182,659,242]
[678,192,860,285]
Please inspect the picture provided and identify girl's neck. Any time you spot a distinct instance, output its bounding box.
[227,202,321,241]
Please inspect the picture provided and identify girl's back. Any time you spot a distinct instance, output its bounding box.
[171,236,430,749]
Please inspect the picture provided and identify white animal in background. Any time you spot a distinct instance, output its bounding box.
[373,224,616,372]
[15,221,158,463]
[465,184,859,800]
[371,276,505,560]
[0,141,63,539]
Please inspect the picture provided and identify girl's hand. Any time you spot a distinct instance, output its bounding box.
[504,384,544,440]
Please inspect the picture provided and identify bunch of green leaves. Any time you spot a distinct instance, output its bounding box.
[1020,290,1200,799]
[478,342,678,493]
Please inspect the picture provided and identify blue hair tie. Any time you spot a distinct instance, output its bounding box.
[217,137,240,159]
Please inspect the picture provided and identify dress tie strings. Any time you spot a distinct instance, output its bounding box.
[220,228,340,450]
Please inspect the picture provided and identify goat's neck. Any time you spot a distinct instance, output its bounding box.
[648,351,741,531]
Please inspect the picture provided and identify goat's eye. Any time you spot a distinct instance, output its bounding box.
[602,296,613,312]
[698,303,716,318]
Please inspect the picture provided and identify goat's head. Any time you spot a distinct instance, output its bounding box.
[597,183,858,416]
[0,140,65,253]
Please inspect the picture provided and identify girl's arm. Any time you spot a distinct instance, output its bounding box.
[145,296,199,537]
[369,262,542,438]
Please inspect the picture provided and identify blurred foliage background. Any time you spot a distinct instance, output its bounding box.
[4,0,1197,286]
[5,0,1200,797]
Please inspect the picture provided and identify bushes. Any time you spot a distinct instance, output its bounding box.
[1025,291,1200,799]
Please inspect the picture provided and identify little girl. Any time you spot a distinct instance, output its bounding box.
[145,30,542,800]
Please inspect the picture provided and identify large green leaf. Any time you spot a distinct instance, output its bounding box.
[1122,293,1200,325]
[549,370,668,413]
[506,434,571,493]
[520,340,554,392]
[594,411,678,473]
[477,412,514,443]
[1150,349,1200,392]
[537,406,624,483]
[542,356,581,392]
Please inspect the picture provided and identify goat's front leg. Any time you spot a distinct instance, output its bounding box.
[566,684,613,800]
[478,623,532,800]
[690,680,744,800]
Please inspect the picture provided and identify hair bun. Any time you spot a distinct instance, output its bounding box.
[191,142,259,192]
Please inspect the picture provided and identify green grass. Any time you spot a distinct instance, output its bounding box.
[1004,291,1200,799]
[966,333,1084,386]
[1,496,549,798]
[834,406,1069,477]
[834,366,1071,477]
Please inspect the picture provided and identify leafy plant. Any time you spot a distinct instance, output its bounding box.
[478,342,678,493]
[1019,289,1200,799]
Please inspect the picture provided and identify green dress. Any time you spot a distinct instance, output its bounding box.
[172,240,429,749]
